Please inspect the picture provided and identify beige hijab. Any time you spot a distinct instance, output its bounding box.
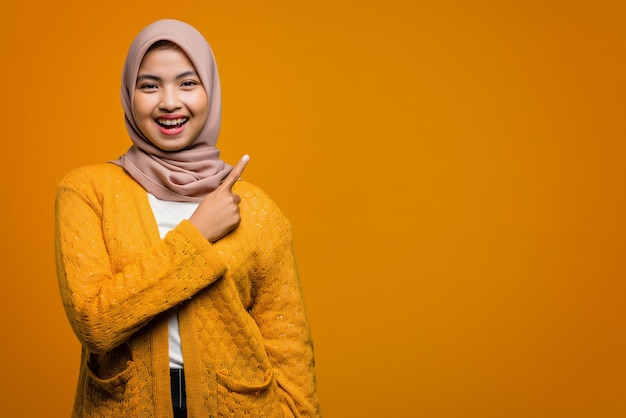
[112,19,231,202]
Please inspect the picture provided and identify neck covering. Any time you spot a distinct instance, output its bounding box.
[112,19,231,202]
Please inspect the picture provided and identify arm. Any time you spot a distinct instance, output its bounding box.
[55,181,227,353]
[250,201,321,417]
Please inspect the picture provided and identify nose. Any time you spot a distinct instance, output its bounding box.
[159,86,181,111]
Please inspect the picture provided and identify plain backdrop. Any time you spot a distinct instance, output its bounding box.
[2,1,625,417]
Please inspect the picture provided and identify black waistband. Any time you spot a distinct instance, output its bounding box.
[170,369,187,410]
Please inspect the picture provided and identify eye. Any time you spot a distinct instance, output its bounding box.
[138,83,158,90]
[181,80,200,88]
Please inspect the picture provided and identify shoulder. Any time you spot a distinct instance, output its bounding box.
[56,163,144,207]
[234,180,280,211]
[57,163,133,190]
[234,180,291,225]
[233,180,270,201]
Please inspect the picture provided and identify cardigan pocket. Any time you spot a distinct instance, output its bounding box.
[85,344,136,401]
[216,368,282,417]
[85,359,135,401]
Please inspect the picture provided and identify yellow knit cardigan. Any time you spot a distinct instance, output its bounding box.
[55,163,320,417]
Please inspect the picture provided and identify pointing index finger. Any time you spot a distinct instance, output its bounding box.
[222,154,250,191]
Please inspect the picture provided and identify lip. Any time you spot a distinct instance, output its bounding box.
[156,114,186,120]
[154,114,188,136]
[155,120,186,136]
[156,123,185,136]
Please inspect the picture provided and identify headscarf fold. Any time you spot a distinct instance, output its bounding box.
[112,19,231,202]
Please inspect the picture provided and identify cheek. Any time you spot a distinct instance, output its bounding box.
[195,94,210,119]
[188,88,209,112]
[133,97,152,120]
[132,98,155,137]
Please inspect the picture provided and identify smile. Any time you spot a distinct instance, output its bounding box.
[156,117,188,129]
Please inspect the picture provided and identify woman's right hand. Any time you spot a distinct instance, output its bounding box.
[189,155,249,242]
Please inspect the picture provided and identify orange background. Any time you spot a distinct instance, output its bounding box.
[2,1,625,417]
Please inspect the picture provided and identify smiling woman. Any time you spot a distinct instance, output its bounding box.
[54,19,320,418]
[133,42,209,152]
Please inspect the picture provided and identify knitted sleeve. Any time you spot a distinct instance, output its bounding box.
[55,171,227,353]
[248,192,321,417]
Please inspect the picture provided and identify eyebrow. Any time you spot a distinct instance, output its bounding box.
[136,70,199,83]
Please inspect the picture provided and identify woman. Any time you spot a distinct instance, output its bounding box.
[55,19,320,417]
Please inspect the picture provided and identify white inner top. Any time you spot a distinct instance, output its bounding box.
[147,192,200,370]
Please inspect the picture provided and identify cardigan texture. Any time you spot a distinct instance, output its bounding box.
[55,163,320,417]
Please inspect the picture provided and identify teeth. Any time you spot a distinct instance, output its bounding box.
[157,118,187,126]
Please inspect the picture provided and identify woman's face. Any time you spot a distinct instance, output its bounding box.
[133,47,209,151]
